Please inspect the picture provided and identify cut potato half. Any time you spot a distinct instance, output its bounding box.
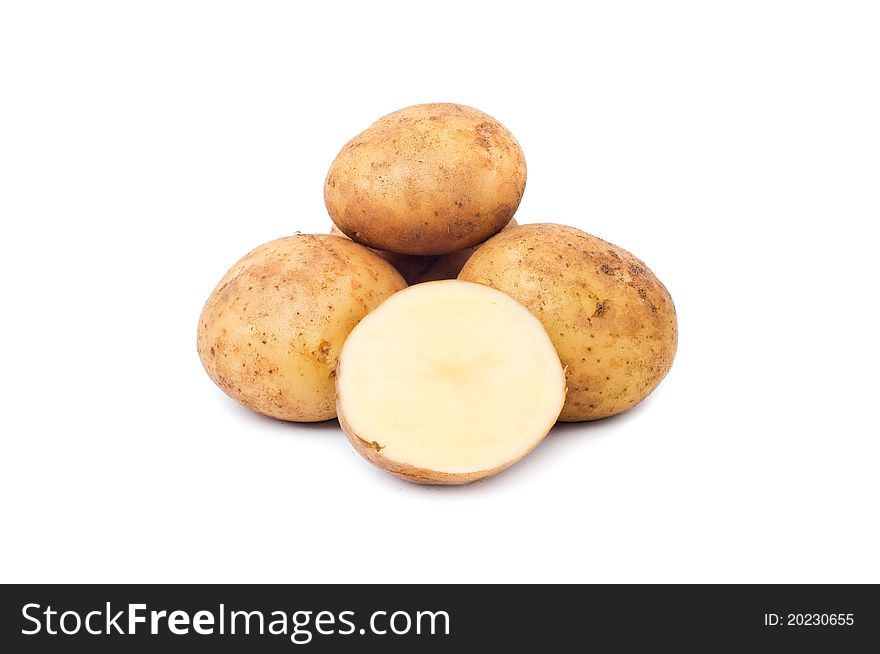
[336,280,566,484]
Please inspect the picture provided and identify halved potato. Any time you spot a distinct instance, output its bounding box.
[336,280,566,484]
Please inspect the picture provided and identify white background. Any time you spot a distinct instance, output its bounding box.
[1,1,878,583]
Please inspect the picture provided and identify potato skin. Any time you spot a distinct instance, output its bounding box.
[324,103,526,256]
[197,234,406,421]
[330,219,517,285]
[459,224,677,421]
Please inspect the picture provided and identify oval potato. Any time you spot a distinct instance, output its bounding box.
[197,234,407,421]
[324,103,526,256]
[459,224,677,421]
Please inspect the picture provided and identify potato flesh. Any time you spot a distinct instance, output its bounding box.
[337,281,565,478]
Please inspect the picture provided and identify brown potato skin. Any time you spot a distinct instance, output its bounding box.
[459,224,677,421]
[330,219,517,285]
[324,103,526,256]
[197,234,406,422]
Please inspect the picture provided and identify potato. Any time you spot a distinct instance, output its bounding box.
[329,219,517,285]
[197,234,406,421]
[324,103,526,256]
[336,281,566,484]
[459,224,677,421]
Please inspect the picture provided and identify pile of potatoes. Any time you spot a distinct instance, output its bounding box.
[198,103,677,484]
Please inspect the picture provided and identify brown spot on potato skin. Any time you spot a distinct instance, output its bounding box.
[196,234,406,422]
[324,103,526,256]
[459,223,677,421]
[474,121,498,148]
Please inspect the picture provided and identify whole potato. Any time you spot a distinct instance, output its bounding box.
[324,103,526,256]
[330,219,517,285]
[459,224,677,421]
[197,234,406,421]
